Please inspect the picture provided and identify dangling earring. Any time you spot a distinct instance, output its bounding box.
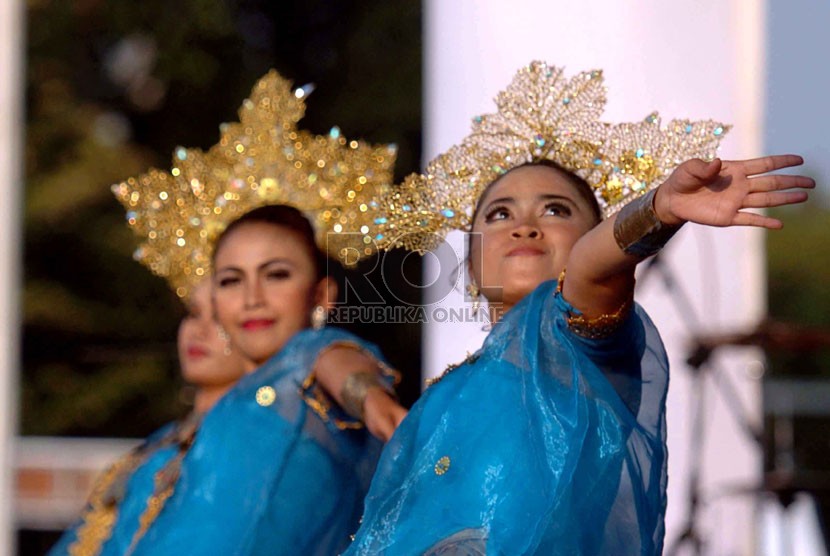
[311,305,327,330]
[466,283,481,316]
[217,326,232,356]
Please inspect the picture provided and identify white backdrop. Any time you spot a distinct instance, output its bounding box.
[0,0,24,553]
[423,0,767,553]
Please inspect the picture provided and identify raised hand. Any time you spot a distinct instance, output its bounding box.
[654,155,815,229]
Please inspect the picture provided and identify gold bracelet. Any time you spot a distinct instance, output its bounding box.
[300,341,401,428]
[341,371,394,421]
[613,189,680,258]
[556,270,632,339]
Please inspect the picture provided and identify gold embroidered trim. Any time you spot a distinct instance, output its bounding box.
[300,340,402,429]
[425,352,479,388]
[68,453,144,556]
[556,270,632,339]
[300,371,364,430]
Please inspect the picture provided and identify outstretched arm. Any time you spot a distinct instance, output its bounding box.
[563,155,814,319]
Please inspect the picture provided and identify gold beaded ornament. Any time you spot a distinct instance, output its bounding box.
[370,61,730,254]
[112,70,397,298]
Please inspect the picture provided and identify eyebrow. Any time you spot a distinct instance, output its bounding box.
[482,193,578,212]
[215,257,296,274]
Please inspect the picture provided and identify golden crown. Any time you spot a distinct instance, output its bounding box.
[113,70,397,298]
[370,61,729,254]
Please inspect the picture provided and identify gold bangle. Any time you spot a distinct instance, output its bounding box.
[340,371,394,421]
[556,270,632,339]
[613,188,680,258]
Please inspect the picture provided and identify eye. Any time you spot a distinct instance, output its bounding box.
[217,275,241,288]
[266,269,291,281]
[484,205,511,223]
[543,202,572,217]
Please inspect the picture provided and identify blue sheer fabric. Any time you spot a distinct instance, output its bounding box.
[131,327,385,556]
[346,280,669,555]
[48,425,179,556]
[50,327,386,556]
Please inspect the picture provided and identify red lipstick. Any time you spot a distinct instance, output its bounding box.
[186,345,209,359]
[242,319,275,331]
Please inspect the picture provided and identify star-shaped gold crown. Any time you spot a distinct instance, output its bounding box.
[371,61,729,254]
[113,70,397,298]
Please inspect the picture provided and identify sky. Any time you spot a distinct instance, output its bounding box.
[765,0,830,203]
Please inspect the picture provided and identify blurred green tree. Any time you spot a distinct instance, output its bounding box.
[23,0,422,437]
[766,201,830,377]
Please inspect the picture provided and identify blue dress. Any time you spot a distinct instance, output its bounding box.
[48,422,183,556]
[346,280,669,555]
[131,327,388,556]
[51,327,388,556]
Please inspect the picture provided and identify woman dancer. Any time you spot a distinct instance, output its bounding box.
[346,62,815,555]
[113,71,406,555]
[49,280,246,555]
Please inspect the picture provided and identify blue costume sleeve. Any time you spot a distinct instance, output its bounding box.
[346,280,669,556]
[131,327,387,556]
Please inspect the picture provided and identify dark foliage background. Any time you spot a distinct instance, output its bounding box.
[23,0,423,439]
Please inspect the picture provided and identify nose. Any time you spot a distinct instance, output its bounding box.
[194,312,214,338]
[510,220,542,239]
[244,278,265,309]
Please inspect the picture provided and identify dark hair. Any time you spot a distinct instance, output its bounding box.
[467,161,602,259]
[471,160,602,226]
[213,204,328,280]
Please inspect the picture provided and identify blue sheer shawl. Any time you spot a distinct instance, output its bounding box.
[52,327,387,556]
[130,327,386,556]
[48,424,179,556]
[346,280,669,555]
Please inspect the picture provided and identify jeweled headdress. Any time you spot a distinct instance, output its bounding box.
[371,61,729,254]
[113,70,397,298]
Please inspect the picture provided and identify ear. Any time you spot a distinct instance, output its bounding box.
[313,276,338,311]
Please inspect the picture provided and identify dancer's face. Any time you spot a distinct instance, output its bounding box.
[178,281,246,387]
[469,165,599,312]
[212,222,333,370]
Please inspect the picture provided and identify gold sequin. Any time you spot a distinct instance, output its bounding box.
[256,386,277,406]
[112,70,397,299]
[434,456,451,476]
[369,61,729,256]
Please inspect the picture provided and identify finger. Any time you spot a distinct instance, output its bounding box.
[742,191,809,209]
[734,154,804,176]
[370,420,394,443]
[731,211,784,229]
[749,174,816,193]
[683,158,722,180]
